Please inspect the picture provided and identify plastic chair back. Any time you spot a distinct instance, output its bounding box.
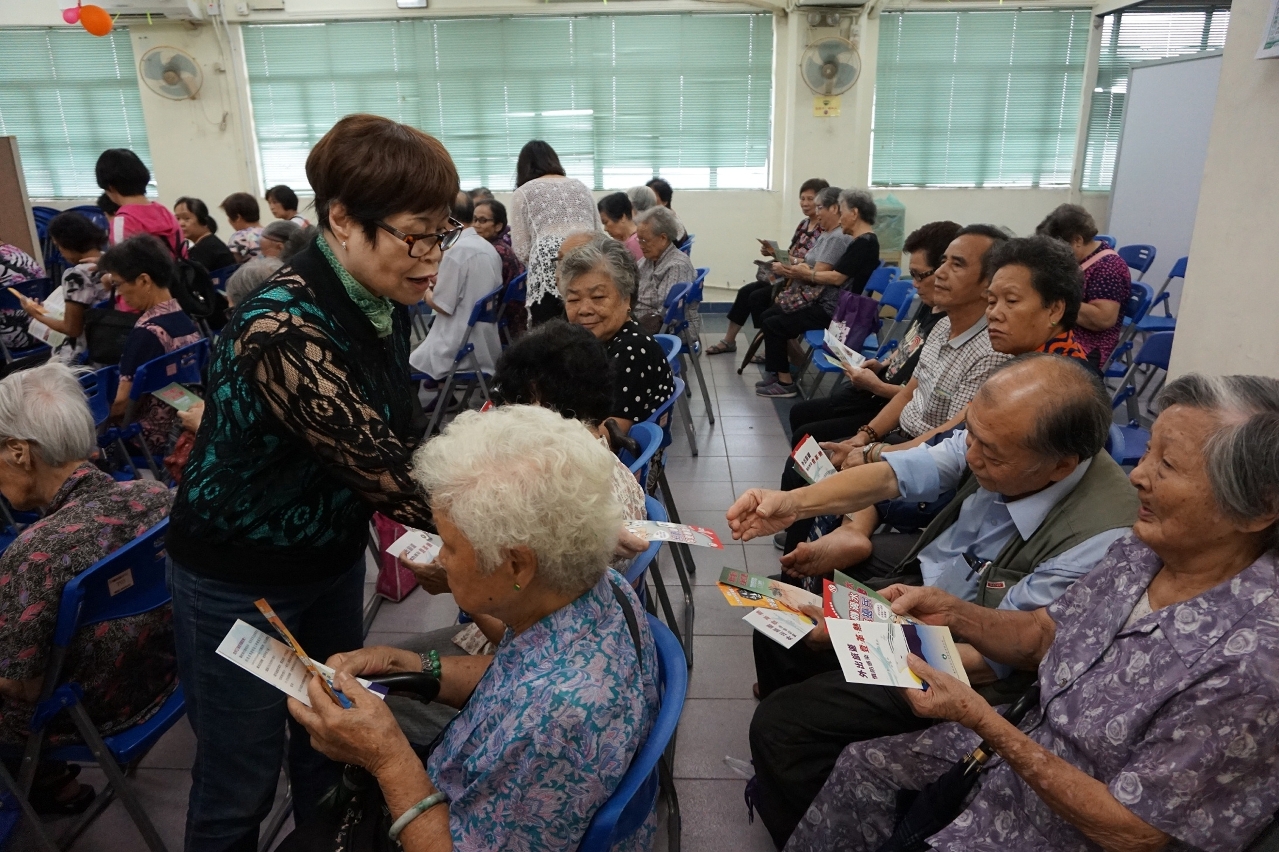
[1117,244,1156,279]
[208,263,240,292]
[691,268,708,303]
[52,518,170,647]
[68,205,109,233]
[128,339,209,401]
[878,277,915,316]
[468,283,506,327]
[1167,256,1188,280]
[676,234,694,256]
[31,206,67,281]
[0,278,54,308]
[1105,424,1126,465]
[653,334,682,371]
[660,282,694,333]
[1133,330,1173,371]
[1123,281,1154,322]
[1096,234,1116,249]
[645,379,685,452]
[618,422,663,485]
[576,612,688,852]
[80,365,119,428]
[623,495,667,589]
[862,264,898,298]
[502,270,527,307]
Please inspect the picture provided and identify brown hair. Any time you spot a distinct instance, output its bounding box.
[220,192,260,224]
[1035,204,1098,244]
[306,114,459,242]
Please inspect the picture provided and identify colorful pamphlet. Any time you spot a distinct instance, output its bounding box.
[827,618,969,690]
[216,619,387,708]
[717,583,809,616]
[790,434,839,485]
[743,608,814,648]
[823,328,867,372]
[151,382,203,412]
[385,528,442,565]
[718,568,822,616]
[625,520,723,549]
[823,570,914,624]
[253,599,353,708]
[762,240,791,266]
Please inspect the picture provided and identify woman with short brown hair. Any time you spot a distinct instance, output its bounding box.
[167,113,460,851]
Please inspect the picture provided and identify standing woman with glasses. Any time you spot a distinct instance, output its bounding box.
[509,140,601,326]
[167,114,462,852]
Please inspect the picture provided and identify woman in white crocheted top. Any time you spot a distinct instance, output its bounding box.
[509,140,601,326]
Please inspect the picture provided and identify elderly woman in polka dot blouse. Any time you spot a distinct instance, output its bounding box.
[560,233,675,435]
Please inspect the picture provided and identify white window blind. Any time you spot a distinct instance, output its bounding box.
[871,9,1090,188]
[1081,5,1229,191]
[0,28,152,199]
[242,14,774,192]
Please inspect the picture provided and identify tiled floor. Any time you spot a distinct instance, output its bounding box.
[19,314,793,852]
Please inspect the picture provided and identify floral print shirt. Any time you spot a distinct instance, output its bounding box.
[1073,245,1131,366]
[0,465,175,745]
[788,532,1279,852]
[228,226,263,261]
[788,218,823,264]
[428,569,660,852]
[0,242,44,353]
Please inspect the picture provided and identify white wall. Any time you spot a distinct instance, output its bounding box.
[6,0,1108,294]
[1169,0,1279,378]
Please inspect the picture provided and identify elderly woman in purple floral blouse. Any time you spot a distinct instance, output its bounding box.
[788,373,1279,852]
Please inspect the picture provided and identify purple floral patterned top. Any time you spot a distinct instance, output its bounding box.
[0,465,175,745]
[1073,245,1131,366]
[428,569,660,851]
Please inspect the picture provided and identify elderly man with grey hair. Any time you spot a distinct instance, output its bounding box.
[0,362,174,811]
[728,353,1140,845]
[284,405,661,851]
[258,218,300,259]
[225,256,283,307]
[627,184,659,214]
[786,371,1279,852]
[634,206,699,337]
[560,233,674,432]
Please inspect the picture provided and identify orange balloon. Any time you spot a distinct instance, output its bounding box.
[80,4,112,36]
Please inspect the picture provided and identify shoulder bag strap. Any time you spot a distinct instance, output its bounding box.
[609,578,644,675]
[1080,248,1118,272]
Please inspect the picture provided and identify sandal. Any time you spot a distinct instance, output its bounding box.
[705,340,737,355]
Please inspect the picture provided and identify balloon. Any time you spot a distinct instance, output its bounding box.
[62,5,81,23]
[80,5,112,36]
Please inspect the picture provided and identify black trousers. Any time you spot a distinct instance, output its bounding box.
[786,378,892,443]
[528,292,565,326]
[727,279,774,329]
[761,303,830,375]
[750,533,925,848]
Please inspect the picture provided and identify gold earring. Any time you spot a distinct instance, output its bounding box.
[514,582,521,591]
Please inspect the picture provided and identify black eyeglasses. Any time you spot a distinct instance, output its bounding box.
[909,268,936,282]
[376,219,464,258]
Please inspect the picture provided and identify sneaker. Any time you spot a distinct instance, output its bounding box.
[754,372,779,387]
[756,381,798,399]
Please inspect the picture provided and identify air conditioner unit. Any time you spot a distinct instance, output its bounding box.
[99,0,206,20]
[795,0,868,8]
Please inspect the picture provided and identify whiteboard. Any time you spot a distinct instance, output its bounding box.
[1107,51,1222,313]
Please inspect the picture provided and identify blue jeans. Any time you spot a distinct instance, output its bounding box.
[168,557,365,852]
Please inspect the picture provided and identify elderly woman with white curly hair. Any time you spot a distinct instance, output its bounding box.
[785,373,1279,852]
[287,404,660,852]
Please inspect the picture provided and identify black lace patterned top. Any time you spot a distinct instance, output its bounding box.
[169,238,431,584]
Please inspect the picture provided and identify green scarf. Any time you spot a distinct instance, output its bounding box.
[317,234,394,338]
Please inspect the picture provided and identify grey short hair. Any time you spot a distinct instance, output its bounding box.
[412,405,621,594]
[839,188,877,226]
[0,362,96,466]
[978,353,1111,463]
[627,185,659,213]
[226,256,283,306]
[815,186,842,210]
[557,232,639,304]
[635,206,682,244]
[1157,374,1279,550]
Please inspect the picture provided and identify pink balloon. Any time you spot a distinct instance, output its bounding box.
[62,5,81,23]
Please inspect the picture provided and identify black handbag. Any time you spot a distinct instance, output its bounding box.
[84,307,138,365]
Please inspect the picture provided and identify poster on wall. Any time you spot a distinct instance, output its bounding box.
[1259,0,1279,58]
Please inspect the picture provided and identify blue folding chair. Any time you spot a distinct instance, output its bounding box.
[661,280,714,430]
[1110,331,1174,465]
[496,270,527,344]
[68,205,109,234]
[653,334,698,456]
[618,421,663,488]
[1096,234,1116,249]
[623,497,665,597]
[862,264,898,298]
[1105,424,1127,466]
[577,613,688,852]
[676,234,694,256]
[80,365,140,481]
[419,283,506,437]
[207,263,240,293]
[107,339,210,480]
[0,760,58,851]
[1117,244,1156,281]
[0,278,55,365]
[1101,281,1155,378]
[1136,255,1186,335]
[860,278,917,358]
[644,384,696,666]
[16,519,185,852]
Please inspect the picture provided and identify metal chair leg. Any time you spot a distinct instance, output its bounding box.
[68,703,169,852]
[646,557,689,666]
[658,754,682,852]
[682,348,715,425]
[676,392,697,456]
[0,760,59,852]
